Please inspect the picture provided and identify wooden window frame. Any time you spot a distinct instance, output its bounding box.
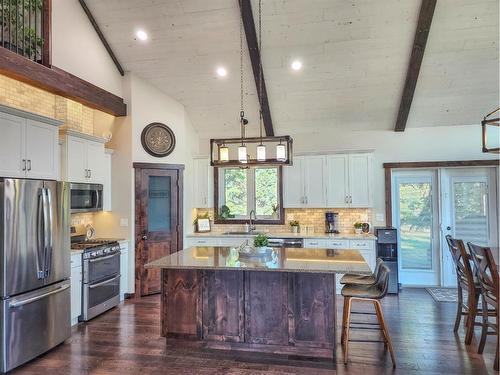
[213,166,284,225]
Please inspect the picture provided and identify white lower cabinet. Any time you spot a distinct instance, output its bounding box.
[119,241,129,301]
[186,237,251,248]
[70,253,82,326]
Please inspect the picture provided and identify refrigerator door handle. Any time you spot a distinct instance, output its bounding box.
[43,188,54,278]
[9,284,70,308]
[36,189,45,279]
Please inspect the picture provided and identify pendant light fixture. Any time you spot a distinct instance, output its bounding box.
[219,142,229,162]
[276,139,287,161]
[481,107,500,153]
[256,0,266,162]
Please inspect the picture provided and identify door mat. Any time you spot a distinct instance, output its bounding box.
[426,287,483,308]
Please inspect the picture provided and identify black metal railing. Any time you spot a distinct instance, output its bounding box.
[0,0,49,65]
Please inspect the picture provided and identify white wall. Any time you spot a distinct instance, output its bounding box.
[199,124,498,226]
[94,73,198,294]
[51,0,123,97]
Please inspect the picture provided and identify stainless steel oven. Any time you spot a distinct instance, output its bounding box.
[76,241,121,321]
[70,183,103,213]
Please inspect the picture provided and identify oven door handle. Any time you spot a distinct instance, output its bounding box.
[88,252,120,263]
[89,274,121,289]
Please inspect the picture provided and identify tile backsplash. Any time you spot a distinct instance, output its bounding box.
[193,208,372,234]
[71,213,95,227]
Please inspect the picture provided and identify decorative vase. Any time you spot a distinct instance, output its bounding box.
[255,246,268,253]
[355,228,362,234]
[272,212,279,220]
[291,226,298,234]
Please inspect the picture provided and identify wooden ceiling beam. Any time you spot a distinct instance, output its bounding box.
[239,0,274,136]
[79,0,124,76]
[0,47,127,116]
[394,0,437,132]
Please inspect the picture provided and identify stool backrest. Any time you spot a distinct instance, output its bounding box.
[467,242,498,305]
[445,235,475,288]
[375,263,390,298]
[373,257,383,278]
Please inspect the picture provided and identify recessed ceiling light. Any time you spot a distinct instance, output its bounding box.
[291,60,302,71]
[136,30,148,41]
[216,67,227,77]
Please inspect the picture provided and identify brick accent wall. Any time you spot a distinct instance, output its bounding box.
[193,207,372,235]
[0,73,99,135]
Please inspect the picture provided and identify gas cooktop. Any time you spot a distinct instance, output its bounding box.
[71,239,119,250]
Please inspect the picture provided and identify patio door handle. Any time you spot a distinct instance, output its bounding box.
[446,226,451,231]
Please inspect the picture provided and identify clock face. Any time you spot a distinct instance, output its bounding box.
[141,123,176,157]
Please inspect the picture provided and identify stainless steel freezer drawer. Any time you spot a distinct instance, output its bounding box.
[0,280,71,373]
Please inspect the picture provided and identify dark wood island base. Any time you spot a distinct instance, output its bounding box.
[160,269,336,360]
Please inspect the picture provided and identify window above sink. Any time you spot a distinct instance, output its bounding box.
[214,166,284,224]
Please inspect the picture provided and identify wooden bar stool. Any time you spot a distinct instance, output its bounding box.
[340,257,383,344]
[467,242,499,371]
[341,264,396,368]
[445,235,485,344]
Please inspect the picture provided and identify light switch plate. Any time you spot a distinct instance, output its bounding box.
[376,213,384,222]
[120,218,129,227]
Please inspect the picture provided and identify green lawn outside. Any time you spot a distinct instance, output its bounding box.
[400,227,433,270]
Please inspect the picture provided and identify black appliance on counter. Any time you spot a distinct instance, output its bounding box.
[375,227,399,294]
[325,212,340,234]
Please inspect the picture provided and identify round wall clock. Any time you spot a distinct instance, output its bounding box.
[141,122,176,157]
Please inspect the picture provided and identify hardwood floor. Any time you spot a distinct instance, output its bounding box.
[12,289,498,374]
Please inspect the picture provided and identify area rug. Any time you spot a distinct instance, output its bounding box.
[426,287,483,308]
[426,287,458,302]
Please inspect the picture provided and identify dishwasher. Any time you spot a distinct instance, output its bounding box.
[268,237,304,248]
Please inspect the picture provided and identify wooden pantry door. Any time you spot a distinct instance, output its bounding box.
[134,163,184,297]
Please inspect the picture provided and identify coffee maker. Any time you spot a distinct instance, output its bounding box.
[325,212,340,234]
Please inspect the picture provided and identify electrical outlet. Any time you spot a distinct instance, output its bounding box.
[375,213,384,222]
[120,218,129,227]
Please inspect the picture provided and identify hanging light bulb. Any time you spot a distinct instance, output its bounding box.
[238,145,248,163]
[257,144,266,161]
[276,139,286,162]
[219,143,229,162]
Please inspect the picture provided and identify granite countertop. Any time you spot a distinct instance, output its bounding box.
[187,232,377,240]
[146,246,371,274]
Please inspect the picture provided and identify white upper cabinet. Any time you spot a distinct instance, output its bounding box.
[283,156,304,208]
[0,109,59,180]
[284,156,326,208]
[348,153,373,207]
[303,156,326,207]
[25,120,59,179]
[326,155,349,207]
[285,152,373,209]
[61,133,106,184]
[192,158,213,208]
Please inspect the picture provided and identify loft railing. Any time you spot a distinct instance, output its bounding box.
[0,0,50,66]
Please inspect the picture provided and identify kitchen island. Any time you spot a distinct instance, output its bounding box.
[146,246,371,360]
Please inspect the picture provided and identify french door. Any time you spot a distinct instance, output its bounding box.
[393,171,440,286]
[440,168,498,286]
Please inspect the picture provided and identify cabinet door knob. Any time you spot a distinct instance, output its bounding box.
[27,160,31,171]
[21,159,26,171]
[89,169,92,178]
[142,235,148,240]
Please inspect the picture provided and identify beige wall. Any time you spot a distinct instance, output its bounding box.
[51,0,123,97]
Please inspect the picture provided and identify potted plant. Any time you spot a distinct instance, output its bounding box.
[354,222,363,234]
[271,204,279,219]
[253,234,269,252]
[289,220,300,234]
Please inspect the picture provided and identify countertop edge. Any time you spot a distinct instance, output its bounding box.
[186,232,377,240]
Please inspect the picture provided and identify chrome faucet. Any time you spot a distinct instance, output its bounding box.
[248,210,257,232]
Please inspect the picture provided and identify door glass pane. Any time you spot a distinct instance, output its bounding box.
[453,180,489,245]
[255,168,278,216]
[223,169,247,216]
[398,182,433,270]
[148,176,171,232]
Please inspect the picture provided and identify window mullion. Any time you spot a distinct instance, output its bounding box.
[248,168,255,215]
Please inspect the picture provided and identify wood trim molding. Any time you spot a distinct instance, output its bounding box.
[395,0,437,132]
[239,0,274,136]
[383,160,500,169]
[383,159,500,226]
[0,103,63,126]
[78,0,124,76]
[133,162,185,170]
[0,47,127,116]
[213,166,285,225]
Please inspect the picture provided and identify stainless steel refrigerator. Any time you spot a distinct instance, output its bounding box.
[0,178,71,373]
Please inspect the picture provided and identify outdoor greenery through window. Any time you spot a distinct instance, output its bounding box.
[218,167,280,221]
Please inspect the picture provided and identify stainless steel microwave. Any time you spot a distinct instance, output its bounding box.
[70,183,103,213]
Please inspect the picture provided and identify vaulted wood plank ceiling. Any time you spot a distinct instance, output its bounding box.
[85,0,499,137]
